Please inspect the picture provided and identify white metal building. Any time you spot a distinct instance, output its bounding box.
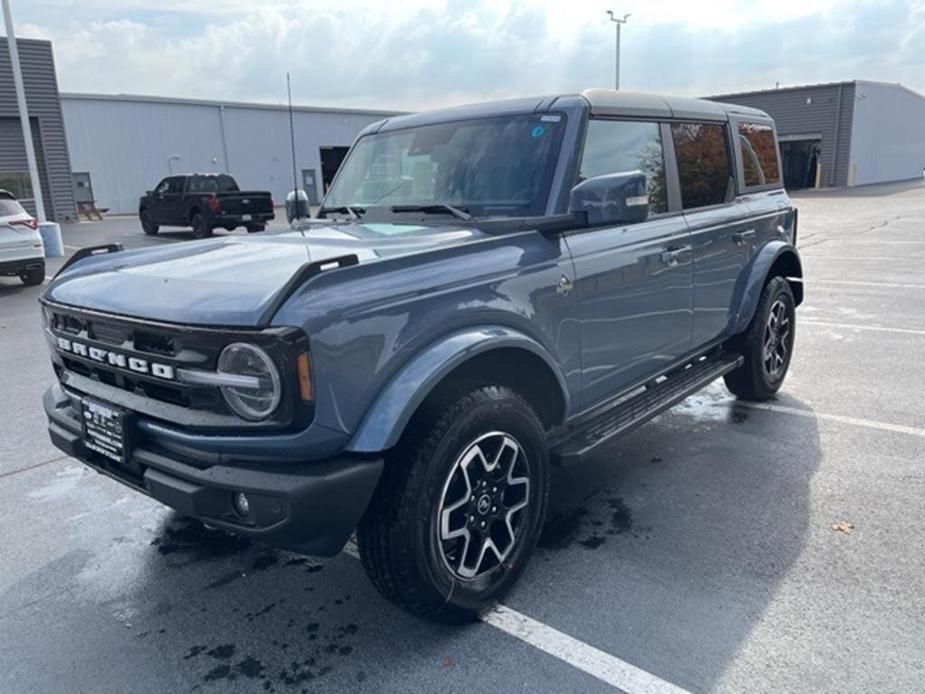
[60,93,403,215]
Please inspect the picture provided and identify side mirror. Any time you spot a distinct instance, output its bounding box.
[569,171,649,226]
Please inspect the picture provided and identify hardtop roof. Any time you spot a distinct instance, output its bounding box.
[367,89,772,135]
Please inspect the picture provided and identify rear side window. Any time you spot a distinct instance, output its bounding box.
[671,123,733,209]
[738,122,781,187]
[579,119,668,214]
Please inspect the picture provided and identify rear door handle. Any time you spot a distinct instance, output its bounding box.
[732,229,756,246]
[660,245,692,267]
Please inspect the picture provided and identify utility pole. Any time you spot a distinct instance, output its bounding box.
[2,0,45,222]
[606,10,631,90]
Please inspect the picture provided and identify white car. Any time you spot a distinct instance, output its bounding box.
[0,189,44,286]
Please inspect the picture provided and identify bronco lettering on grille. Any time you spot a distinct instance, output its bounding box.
[55,337,176,380]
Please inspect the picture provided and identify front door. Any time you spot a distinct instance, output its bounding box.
[566,118,693,409]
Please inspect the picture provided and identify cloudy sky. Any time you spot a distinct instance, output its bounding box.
[14,0,925,111]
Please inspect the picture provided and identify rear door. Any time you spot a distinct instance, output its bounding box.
[732,118,791,257]
[565,118,693,409]
[673,121,754,346]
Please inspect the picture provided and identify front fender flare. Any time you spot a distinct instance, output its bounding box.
[346,326,570,453]
[730,241,803,335]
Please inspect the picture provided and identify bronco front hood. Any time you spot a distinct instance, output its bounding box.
[44,223,483,326]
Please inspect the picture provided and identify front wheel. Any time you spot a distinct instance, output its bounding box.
[724,275,796,400]
[190,213,213,239]
[140,209,158,235]
[357,385,549,622]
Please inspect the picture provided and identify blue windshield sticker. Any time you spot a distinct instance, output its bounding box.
[531,126,546,138]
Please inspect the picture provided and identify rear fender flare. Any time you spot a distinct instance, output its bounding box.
[730,241,803,335]
[346,326,569,453]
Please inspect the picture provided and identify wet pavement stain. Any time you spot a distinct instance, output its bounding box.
[538,507,588,549]
[732,409,750,423]
[540,495,641,551]
[150,518,251,562]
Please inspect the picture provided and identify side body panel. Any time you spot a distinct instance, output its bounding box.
[273,230,581,452]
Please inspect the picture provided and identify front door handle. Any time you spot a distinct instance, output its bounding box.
[732,229,756,246]
[660,245,692,267]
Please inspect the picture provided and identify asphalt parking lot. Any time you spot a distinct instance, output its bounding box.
[2,184,925,693]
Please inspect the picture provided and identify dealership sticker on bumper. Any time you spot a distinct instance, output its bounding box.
[81,398,127,464]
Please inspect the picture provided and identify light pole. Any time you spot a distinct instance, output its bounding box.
[606,10,631,90]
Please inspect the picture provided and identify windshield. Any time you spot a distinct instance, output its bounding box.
[323,114,566,218]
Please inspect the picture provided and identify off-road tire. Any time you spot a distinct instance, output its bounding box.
[357,385,549,623]
[20,267,44,286]
[724,276,796,400]
[140,209,158,235]
[191,213,213,239]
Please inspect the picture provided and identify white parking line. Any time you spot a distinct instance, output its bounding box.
[734,401,925,439]
[483,605,691,693]
[341,541,689,693]
[801,319,925,337]
[811,279,925,290]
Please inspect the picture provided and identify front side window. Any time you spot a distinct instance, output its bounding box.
[154,178,170,195]
[167,177,184,194]
[578,119,668,214]
[672,123,733,209]
[323,114,566,218]
[738,122,781,187]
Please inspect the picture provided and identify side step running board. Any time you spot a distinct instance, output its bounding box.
[550,352,743,466]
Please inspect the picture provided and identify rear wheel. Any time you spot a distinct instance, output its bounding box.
[140,209,158,235]
[190,213,213,239]
[20,267,44,286]
[724,276,796,400]
[357,385,548,623]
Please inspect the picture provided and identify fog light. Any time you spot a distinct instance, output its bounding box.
[232,492,250,517]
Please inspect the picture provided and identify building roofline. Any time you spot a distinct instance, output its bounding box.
[707,80,925,101]
[59,91,407,118]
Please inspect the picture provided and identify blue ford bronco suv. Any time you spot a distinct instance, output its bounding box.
[41,90,802,622]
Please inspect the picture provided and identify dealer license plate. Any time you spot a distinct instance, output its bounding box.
[81,398,128,464]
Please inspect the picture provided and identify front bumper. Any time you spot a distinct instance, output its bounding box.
[0,257,44,276]
[44,384,382,556]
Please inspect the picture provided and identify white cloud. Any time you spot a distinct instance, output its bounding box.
[13,0,925,110]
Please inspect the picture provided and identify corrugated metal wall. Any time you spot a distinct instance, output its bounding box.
[61,95,398,215]
[0,38,75,222]
[849,83,925,186]
[709,83,856,187]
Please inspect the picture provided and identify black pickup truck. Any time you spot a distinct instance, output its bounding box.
[138,173,274,238]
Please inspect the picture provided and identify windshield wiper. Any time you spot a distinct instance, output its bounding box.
[390,204,472,221]
[319,205,364,219]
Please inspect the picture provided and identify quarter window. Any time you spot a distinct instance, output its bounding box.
[671,123,733,209]
[738,122,781,187]
[579,120,667,214]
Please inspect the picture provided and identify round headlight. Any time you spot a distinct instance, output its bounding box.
[217,343,281,421]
